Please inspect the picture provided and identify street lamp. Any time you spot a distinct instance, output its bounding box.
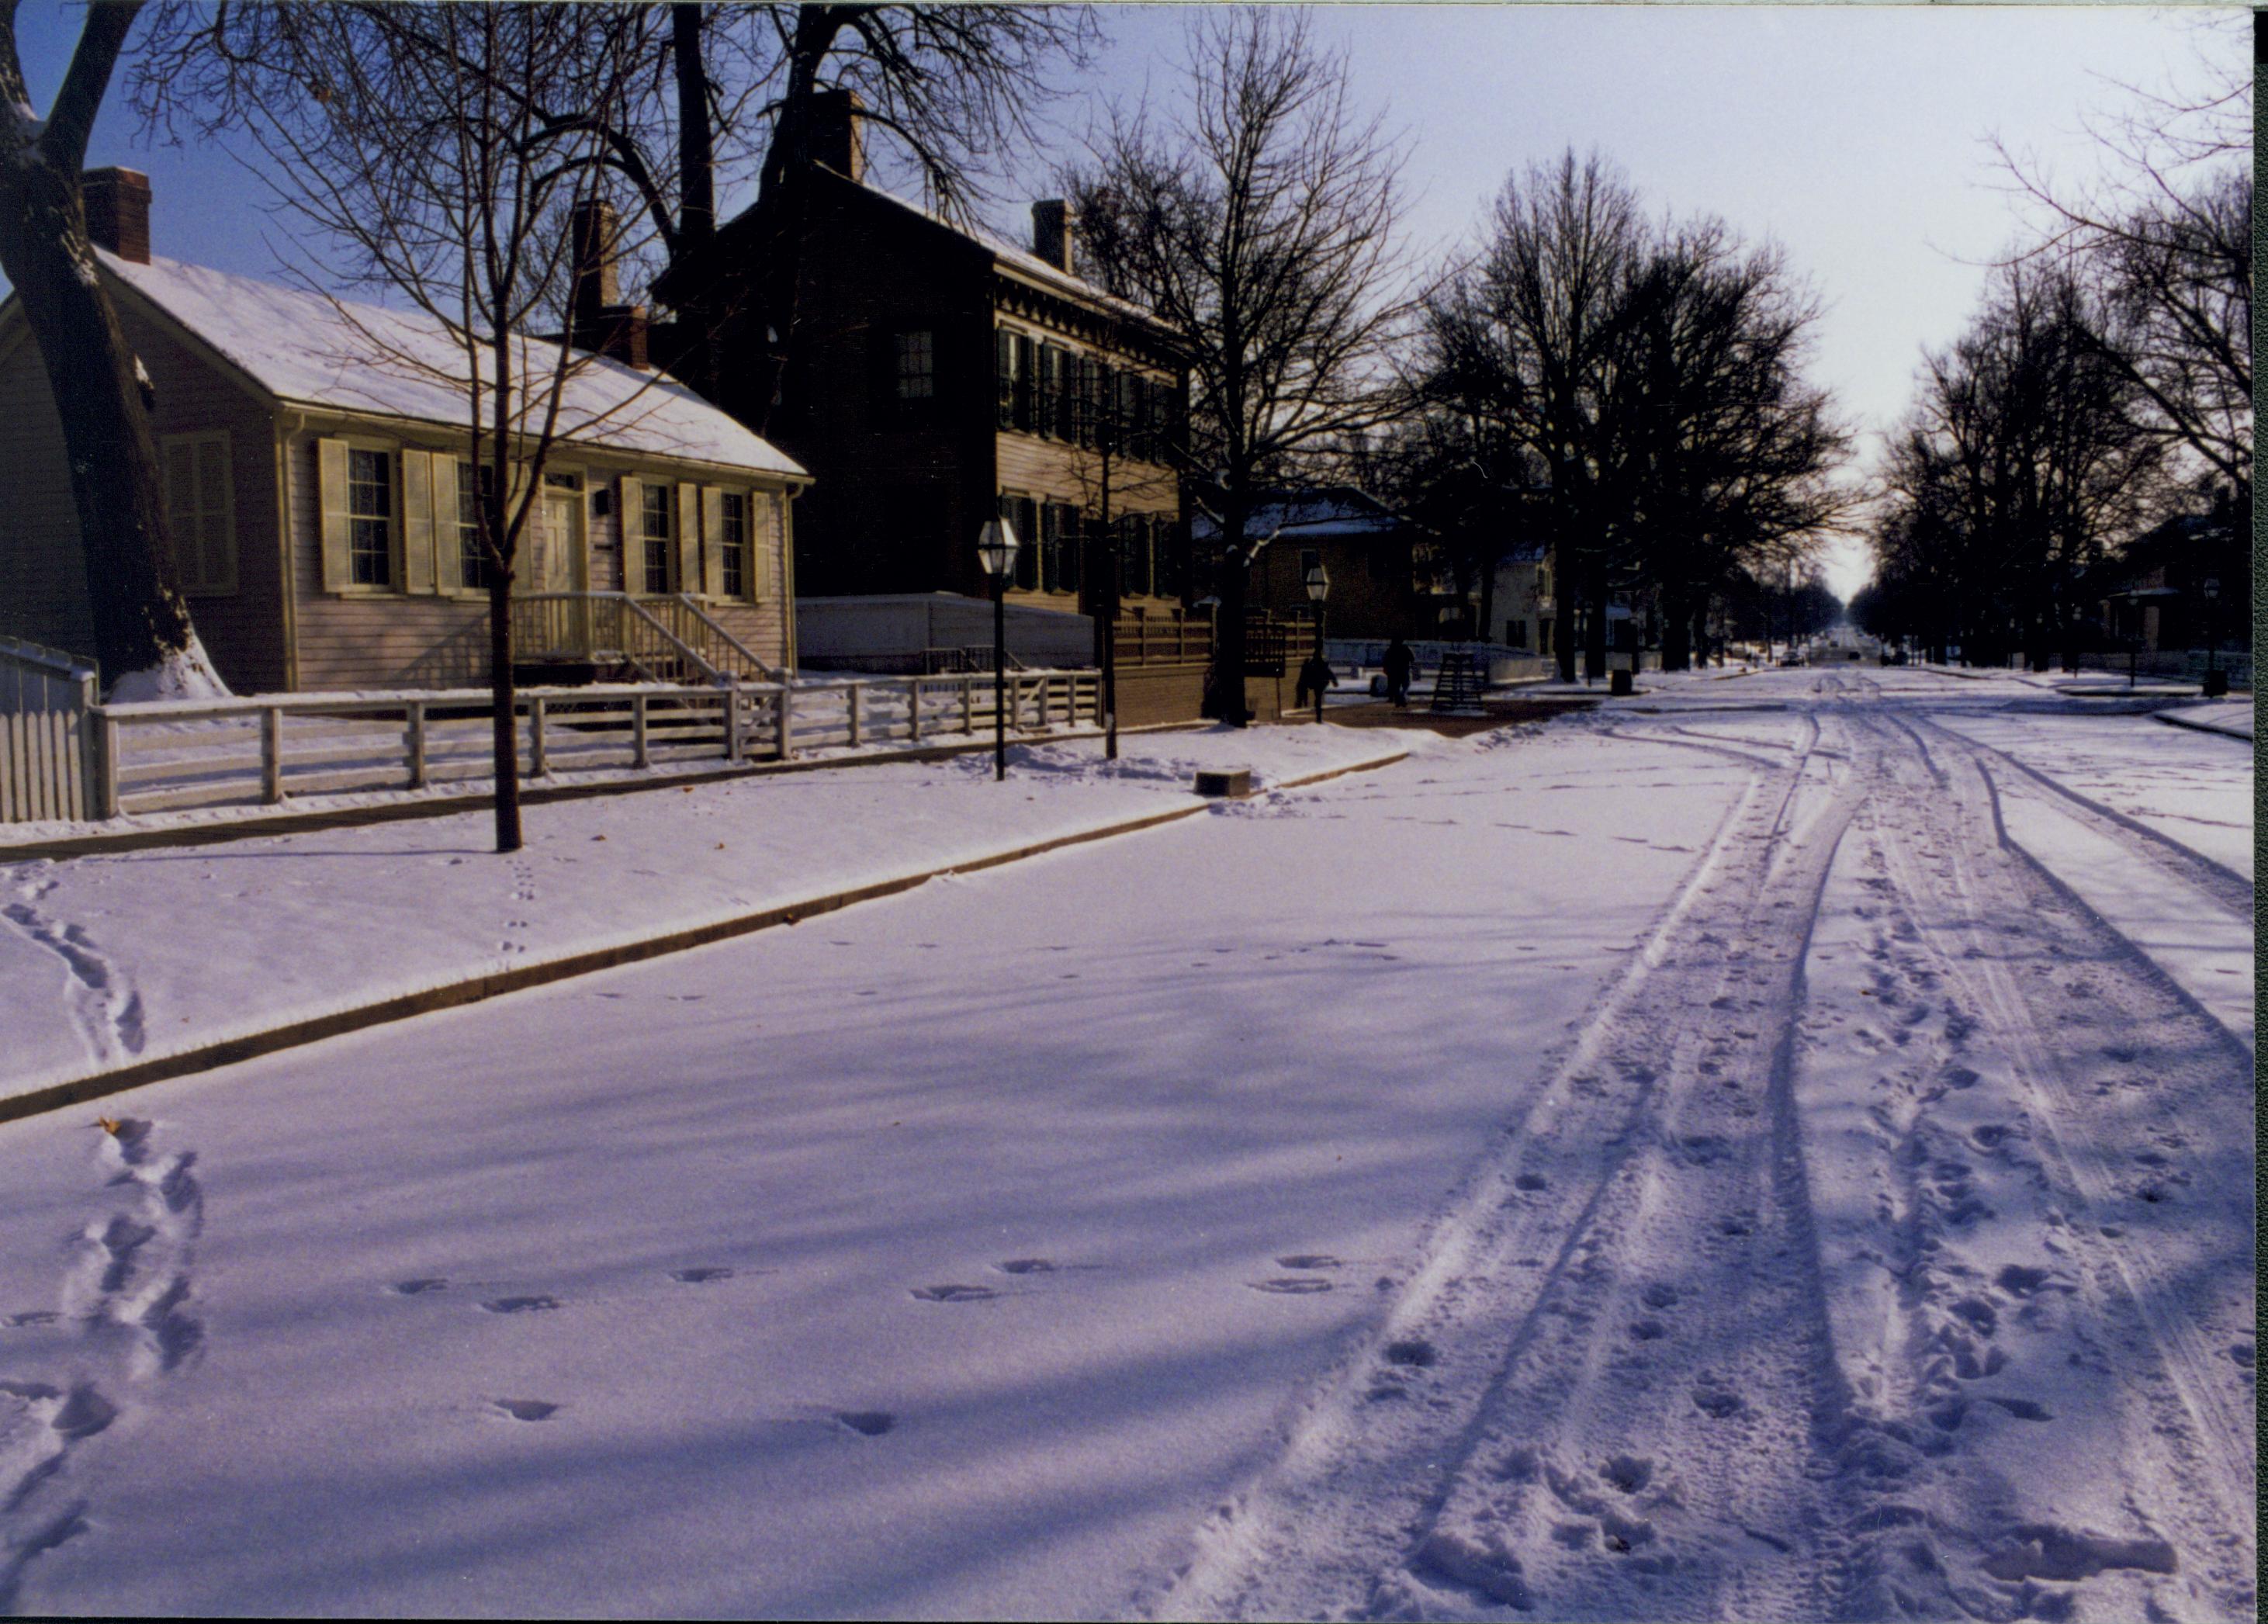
[2201,576,2225,697]
[1304,561,1331,724]
[977,518,1020,780]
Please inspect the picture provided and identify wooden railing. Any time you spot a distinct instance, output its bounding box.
[75,670,1102,819]
[509,593,728,686]
[0,635,100,822]
[1111,608,1212,667]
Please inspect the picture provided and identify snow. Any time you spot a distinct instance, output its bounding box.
[0,671,2250,1619]
[102,631,231,705]
[96,251,805,479]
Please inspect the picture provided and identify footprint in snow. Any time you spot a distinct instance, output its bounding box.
[909,1284,997,1304]
[492,1398,559,1422]
[1276,1255,1341,1270]
[481,1295,561,1315]
[669,1267,733,1285]
[389,1278,448,1297]
[995,1259,1055,1276]
[1249,1278,1332,1295]
[835,1410,895,1437]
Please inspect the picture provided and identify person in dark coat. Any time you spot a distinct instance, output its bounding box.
[1296,654,1336,710]
[1382,636,1414,706]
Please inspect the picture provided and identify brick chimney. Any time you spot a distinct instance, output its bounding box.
[1032,200,1073,273]
[81,168,151,264]
[570,199,620,331]
[806,88,864,182]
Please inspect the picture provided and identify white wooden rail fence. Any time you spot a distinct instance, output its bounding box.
[54,670,1099,821]
[0,635,101,822]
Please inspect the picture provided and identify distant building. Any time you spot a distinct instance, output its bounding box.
[1204,487,1461,642]
[0,168,806,694]
[647,93,1196,682]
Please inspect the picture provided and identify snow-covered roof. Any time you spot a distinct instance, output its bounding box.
[96,251,805,480]
[1190,489,1407,544]
[822,170,1174,338]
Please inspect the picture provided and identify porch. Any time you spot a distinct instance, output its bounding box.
[507,593,784,687]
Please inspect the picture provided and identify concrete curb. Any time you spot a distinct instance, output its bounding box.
[2152,710,2253,743]
[0,748,1408,1127]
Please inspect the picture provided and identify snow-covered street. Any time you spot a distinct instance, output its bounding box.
[0,668,2252,1620]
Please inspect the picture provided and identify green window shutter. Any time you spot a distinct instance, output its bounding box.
[995,329,1014,431]
[317,436,352,591]
[401,450,436,594]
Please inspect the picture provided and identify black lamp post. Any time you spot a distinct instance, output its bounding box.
[977,518,1020,780]
[1304,561,1330,724]
[2201,576,2225,697]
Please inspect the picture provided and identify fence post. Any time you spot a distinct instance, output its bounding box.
[961,675,974,735]
[630,693,649,769]
[725,684,743,763]
[906,677,922,743]
[847,682,864,747]
[97,712,119,818]
[258,705,284,803]
[776,685,795,761]
[530,695,549,777]
[406,700,428,789]
[74,673,100,818]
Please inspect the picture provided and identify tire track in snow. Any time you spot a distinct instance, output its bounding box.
[1817,708,2256,1620]
[1912,714,2252,919]
[1150,719,1862,1621]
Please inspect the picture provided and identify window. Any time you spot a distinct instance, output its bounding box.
[1012,334,1036,431]
[1121,514,1155,599]
[995,329,1016,430]
[161,432,234,594]
[720,491,749,599]
[347,448,393,587]
[1053,351,1079,441]
[995,328,1038,433]
[642,483,673,594]
[457,460,498,590]
[1072,355,1097,448]
[1040,503,1082,595]
[894,330,935,400]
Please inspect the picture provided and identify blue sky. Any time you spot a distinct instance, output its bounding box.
[10,3,2246,596]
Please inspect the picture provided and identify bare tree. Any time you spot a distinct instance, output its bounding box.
[1874,261,2164,668]
[1989,18,2250,507]
[1066,9,1413,725]
[138,4,666,852]
[0,0,216,697]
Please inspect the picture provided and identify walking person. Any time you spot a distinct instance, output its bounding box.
[1383,635,1414,707]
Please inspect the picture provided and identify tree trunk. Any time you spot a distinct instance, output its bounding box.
[1660,583,1691,673]
[1209,521,1252,728]
[1553,550,1577,684]
[667,4,718,397]
[486,576,523,854]
[0,161,196,689]
[1583,565,1608,680]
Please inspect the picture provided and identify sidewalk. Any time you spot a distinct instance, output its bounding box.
[0,726,1420,1119]
[2155,696,2254,741]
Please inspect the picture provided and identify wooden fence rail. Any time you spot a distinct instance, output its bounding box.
[51,670,1102,822]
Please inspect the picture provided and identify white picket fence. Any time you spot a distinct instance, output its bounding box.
[0,635,101,822]
[63,670,1100,821]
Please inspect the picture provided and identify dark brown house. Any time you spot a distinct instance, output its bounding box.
[648,95,1194,660]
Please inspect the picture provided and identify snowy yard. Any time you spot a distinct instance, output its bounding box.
[0,670,2252,1619]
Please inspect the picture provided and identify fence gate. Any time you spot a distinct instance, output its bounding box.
[0,635,99,823]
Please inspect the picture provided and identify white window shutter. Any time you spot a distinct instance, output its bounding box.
[317,437,351,591]
[619,476,644,590]
[401,450,436,594]
[431,457,462,590]
[675,480,700,597]
[700,487,726,597]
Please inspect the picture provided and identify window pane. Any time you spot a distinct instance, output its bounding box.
[722,492,748,598]
[895,331,934,400]
[643,484,673,594]
[348,448,391,585]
